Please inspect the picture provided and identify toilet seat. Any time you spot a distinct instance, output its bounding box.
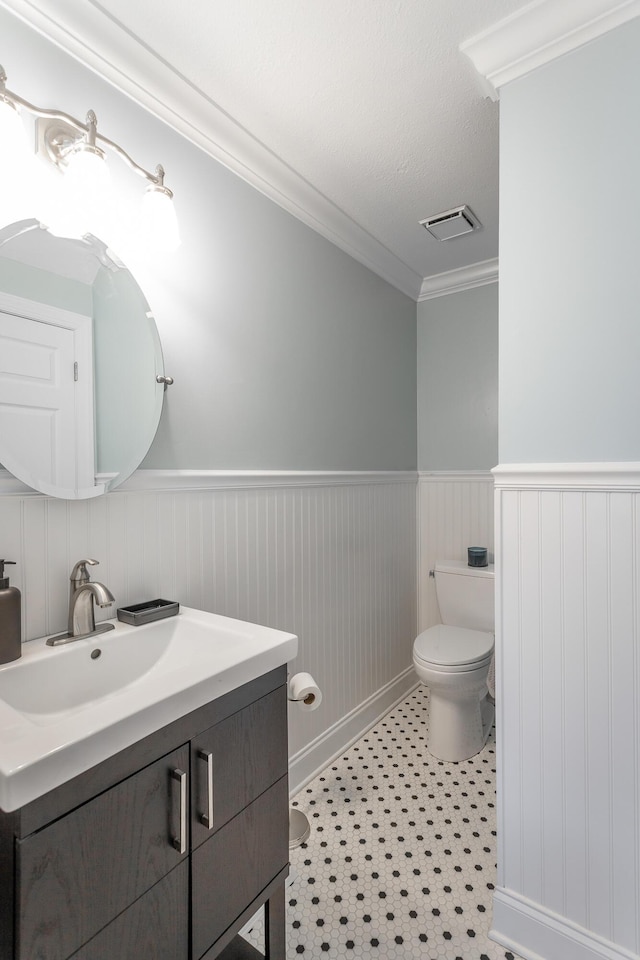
[414,624,494,668]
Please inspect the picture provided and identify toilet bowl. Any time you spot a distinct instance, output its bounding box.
[413,624,494,761]
[414,561,495,762]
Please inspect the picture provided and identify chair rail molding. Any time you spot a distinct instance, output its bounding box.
[493,461,640,490]
[419,469,496,482]
[0,468,418,497]
[118,469,418,492]
[461,0,640,100]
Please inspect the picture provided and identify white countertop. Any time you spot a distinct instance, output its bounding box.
[0,606,298,811]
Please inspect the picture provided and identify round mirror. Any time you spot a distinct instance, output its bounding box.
[0,220,165,499]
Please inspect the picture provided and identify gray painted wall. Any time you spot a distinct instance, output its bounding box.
[0,9,416,472]
[417,283,498,470]
[499,19,640,464]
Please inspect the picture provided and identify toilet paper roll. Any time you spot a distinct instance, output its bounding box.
[288,672,322,711]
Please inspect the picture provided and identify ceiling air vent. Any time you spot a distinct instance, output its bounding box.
[419,204,482,241]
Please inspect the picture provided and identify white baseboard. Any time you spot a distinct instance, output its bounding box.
[288,667,418,797]
[491,888,640,960]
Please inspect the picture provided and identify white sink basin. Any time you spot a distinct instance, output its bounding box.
[0,623,172,717]
[0,607,297,811]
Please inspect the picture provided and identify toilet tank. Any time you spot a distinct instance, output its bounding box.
[434,560,495,632]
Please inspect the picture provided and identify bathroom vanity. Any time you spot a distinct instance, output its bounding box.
[0,605,298,960]
[0,665,287,960]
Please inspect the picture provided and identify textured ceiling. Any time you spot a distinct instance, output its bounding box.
[17,0,532,293]
[92,0,530,282]
[60,1,534,285]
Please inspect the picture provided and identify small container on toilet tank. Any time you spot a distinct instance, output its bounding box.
[467,546,488,567]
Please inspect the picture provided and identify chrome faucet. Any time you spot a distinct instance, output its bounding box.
[47,559,116,646]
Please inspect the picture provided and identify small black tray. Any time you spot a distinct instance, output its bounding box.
[116,599,179,626]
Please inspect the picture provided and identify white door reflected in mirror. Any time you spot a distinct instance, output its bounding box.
[0,220,166,499]
[0,309,95,495]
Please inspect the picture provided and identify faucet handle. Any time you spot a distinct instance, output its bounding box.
[70,559,99,584]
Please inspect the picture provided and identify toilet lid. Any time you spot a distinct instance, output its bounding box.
[414,625,494,667]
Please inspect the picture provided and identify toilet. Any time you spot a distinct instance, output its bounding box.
[413,560,495,762]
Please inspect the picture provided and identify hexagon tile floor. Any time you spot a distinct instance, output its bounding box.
[245,685,522,960]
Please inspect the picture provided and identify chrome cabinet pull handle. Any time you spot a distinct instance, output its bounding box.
[198,750,214,829]
[170,768,187,854]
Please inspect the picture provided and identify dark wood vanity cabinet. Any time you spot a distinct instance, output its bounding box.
[0,666,289,960]
[191,683,289,960]
[16,745,190,960]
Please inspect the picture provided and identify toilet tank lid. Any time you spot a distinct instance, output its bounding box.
[435,560,494,579]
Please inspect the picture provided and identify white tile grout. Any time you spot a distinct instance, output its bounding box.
[247,685,521,960]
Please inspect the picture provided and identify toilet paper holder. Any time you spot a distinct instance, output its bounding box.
[289,691,316,706]
[287,671,322,848]
[287,672,322,711]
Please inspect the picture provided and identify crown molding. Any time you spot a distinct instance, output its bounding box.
[0,0,423,300]
[417,258,498,301]
[461,0,640,100]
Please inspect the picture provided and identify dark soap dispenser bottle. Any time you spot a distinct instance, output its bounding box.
[0,560,21,664]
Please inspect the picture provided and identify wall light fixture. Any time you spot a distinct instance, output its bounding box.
[0,65,180,254]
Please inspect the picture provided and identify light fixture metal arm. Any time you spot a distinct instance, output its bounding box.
[0,65,168,190]
[2,84,88,133]
[92,131,168,190]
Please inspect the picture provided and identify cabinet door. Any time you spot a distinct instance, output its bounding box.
[191,685,287,848]
[70,862,188,960]
[16,745,189,960]
[191,775,288,959]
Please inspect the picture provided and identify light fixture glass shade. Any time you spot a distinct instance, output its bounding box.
[0,98,29,159]
[0,89,178,255]
[0,99,37,226]
[65,144,110,194]
[55,143,112,239]
[141,185,180,253]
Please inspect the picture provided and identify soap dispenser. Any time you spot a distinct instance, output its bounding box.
[0,560,21,664]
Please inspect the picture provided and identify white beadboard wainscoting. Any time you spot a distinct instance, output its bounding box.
[492,464,640,960]
[0,470,418,794]
[418,471,495,633]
